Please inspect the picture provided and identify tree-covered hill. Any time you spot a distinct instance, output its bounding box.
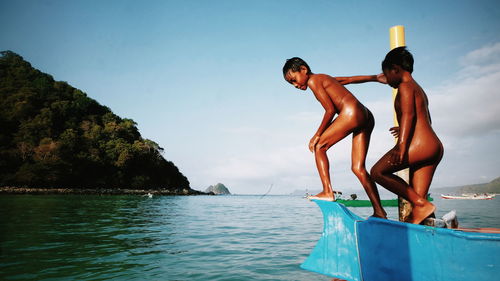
[455,177,500,194]
[0,50,190,190]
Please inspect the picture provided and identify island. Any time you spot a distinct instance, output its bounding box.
[205,183,231,195]
[0,51,204,195]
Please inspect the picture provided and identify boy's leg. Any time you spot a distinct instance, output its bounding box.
[370,150,435,224]
[411,142,443,198]
[412,163,439,200]
[410,163,440,221]
[310,115,355,201]
[370,151,408,192]
[352,127,386,218]
[409,143,442,221]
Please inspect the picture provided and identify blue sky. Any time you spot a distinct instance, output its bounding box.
[1,0,499,195]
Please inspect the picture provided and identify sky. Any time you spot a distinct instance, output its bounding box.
[1,0,499,195]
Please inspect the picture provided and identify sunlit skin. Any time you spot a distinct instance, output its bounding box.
[340,66,443,224]
[285,66,387,219]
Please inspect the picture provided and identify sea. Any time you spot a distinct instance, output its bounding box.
[0,194,499,281]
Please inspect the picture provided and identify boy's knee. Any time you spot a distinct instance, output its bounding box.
[370,166,382,179]
[315,139,330,152]
[351,165,367,178]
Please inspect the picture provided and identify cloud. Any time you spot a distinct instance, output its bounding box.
[203,120,369,193]
[202,144,316,191]
[426,42,500,187]
[459,42,500,67]
[203,111,396,194]
[430,42,500,137]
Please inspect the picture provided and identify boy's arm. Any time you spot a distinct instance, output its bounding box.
[335,74,386,85]
[395,83,415,163]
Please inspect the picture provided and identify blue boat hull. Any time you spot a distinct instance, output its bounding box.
[301,200,500,281]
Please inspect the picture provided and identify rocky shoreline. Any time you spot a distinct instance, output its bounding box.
[0,186,210,196]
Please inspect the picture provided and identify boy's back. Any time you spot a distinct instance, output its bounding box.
[395,80,433,130]
[308,74,359,112]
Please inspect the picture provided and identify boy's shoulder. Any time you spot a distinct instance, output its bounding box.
[308,74,343,94]
[398,81,416,91]
[308,74,326,89]
[397,81,419,97]
[311,73,332,79]
[309,73,334,84]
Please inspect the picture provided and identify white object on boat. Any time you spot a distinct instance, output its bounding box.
[422,210,458,229]
[442,210,458,228]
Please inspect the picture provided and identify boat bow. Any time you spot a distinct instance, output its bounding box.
[302,200,500,281]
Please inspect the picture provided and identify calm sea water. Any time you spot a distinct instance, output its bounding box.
[0,194,498,280]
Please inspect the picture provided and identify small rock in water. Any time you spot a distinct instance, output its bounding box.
[205,183,231,195]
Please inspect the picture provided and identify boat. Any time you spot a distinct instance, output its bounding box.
[301,200,500,281]
[335,193,433,207]
[337,196,433,207]
[441,193,495,200]
[336,198,399,207]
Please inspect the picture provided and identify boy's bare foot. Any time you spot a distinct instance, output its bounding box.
[308,191,335,201]
[409,201,436,224]
[371,211,387,219]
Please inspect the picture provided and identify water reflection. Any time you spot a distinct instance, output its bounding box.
[0,195,188,280]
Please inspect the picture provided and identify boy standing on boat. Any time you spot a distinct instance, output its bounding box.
[339,47,443,224]
[282,57,387,219]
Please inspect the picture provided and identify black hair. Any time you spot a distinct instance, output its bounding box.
[382,46,414,73]
[282,57,311,77]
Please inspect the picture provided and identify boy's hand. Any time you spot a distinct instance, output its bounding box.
[376,73,387,84]
[389,126,400,138]
[390,145,407,165]
[309,134,321,152]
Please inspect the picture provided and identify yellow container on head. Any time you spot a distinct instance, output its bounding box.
[390,25,406,50]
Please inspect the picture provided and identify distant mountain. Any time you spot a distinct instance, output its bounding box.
[205,183,231,195]
[0,51,190,191]
[436,177,500,194]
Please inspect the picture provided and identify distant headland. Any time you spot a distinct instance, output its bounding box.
[436,177,500,194]
[0,51,203,195]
